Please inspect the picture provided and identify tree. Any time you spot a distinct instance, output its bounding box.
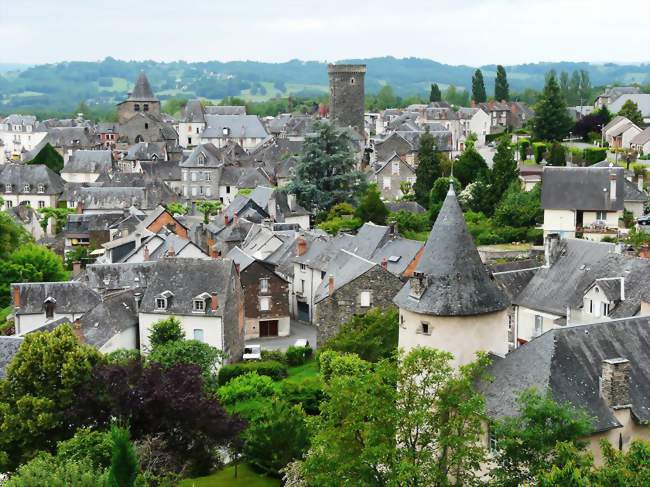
[148,339,223,389]
[414,129,442,208]
[4,453,106,487]
[489,388,593,487]
[559,71,570,103]
[454,145,488,187]
[26,143,64,174]
[375,85,398,110]
[165,202,187,216]
[490,138,519,198]
[243,400,310,477]
[287,122,364,212]
[148,316,184,349]
[493,183,542,228]
[472,69,487,103]
[578,70,592,107]
[547,141,567,166]
[355,184,388,225]
[37,207,75,234]
[618,99,644,126]
[532,72,573,141]
[429,83,442,102]
[495,65,509,101]
[107,426,138,487]
[195,200,221,224]
[0,325,102,471]
[0,212,31,260]
[323,308,398,362]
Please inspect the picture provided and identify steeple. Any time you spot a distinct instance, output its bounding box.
[394,187,509,316]
[129,72,157,101]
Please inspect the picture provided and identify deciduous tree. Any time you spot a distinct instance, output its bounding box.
[618,99,644,126]
[414,129,443,208]
[355,183,388,225]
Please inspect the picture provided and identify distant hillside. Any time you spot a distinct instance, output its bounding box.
[1,56,649,115]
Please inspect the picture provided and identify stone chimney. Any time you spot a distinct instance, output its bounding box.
[210,246,219,259]
[297,237,307,256]
[609,171,617,201]
[234,214,239,224]
[640,243,649,259]
[166,244,175,257]
[76,201,84,214]
[409,271,427,299]
[381,257,388,270]
[544,233,562,267]
[211,292,219,312]
[601,358,631,409]
[72,261,82,275]
[143,245,150,261]
[12,286,20,308]
[328,275,335,297]
[224,215,230,226]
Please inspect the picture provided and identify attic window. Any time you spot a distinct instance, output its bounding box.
[23,184,31,192]
[134,104,140,112]
[198,153,206,166]
[5,184,12,193]
[193,292,211,313]
[350,77,355,85]
[155,297,167,310]
[37,184,45,194]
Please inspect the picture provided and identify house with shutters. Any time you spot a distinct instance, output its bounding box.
[373,153,416,200]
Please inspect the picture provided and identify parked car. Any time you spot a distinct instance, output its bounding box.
[637,215,650,227]
[243,344,262,360]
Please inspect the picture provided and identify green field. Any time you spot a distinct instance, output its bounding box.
[97,77,130,92]
[180,464,279,487]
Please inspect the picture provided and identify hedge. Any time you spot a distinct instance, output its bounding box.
[583,148,608,165]
[285,345,313,366]
[517,139,531,160]
[532,142,548,163]
[218,360,288,385]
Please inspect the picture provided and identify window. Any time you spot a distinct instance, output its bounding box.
[183,186,188,197]
[5,200,12,208]
[321,271,326,279]
[44,299,55,319]
[38,201,45,209]
[191,172,197,182]
[155,297,167,310]
[400,313,406,329]
[596,211,607,221]
[144,123,149,130]
[206,186,212,197]
[418,322,431,335]
[360,291,371,307]
[193,299,206,312]
[383,177,391,190]
[5,184,11,193]
[205,172,211,181]
[299,264,306,271]
[193,329,204,342]
[260,278,270,294]
[589,299,593,314]
[350,77,355,85]
[391,160,400,176]
[603,302,610,316]
[488,429,499,454]
[196,127,200,134]
[259,296,270,311]
[143,104,149,112]
[182,170,188,181]
[37,184,45,193]
[534,315,543,337]
[188,137,192,145]
[191,187,198,196]
[226,186,231,194]
[134,104,140,111]
[299,279,305,293]
[23,184,30,192]
[198,153,206,166]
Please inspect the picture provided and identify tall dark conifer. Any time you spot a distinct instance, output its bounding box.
[472,69,487,103]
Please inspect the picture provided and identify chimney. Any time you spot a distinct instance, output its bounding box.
[166,244,175,257]
[234,213,239,224]
[73,319,84,343]
[210,246,219,259]
[133,292,143,315]
[72,261,82,275]
[638,175,644,192]
[381,257,388,270]
[328,275,335,297]
[409,271,427,299]
[389,221,397,236]
[134,232,142,249]
[12,286,20,308]
[225,215,230,226]
[143,245,150,261]
[609,171,617,201]
[76,201,84,214]
[297,237,307,256]
[288,193,296,211]
[640,243,649,259]
[600,358,631,409]
[211,292,219,312]
[544,233,561,267]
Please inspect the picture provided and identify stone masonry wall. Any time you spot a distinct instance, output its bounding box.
[328,64,366,135]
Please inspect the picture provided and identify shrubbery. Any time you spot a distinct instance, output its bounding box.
[217,372,278,405]
[285,345,313,366]
[260,349,287,364]
[281,377,324,415]
[583,147,608,165]
[217,360,288,385]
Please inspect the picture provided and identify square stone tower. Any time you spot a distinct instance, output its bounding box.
[328,64,366,135]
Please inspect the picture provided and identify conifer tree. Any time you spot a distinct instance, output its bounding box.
[532,72,573,141]
[472,69,487,103]
[429,83,442,102]
[414,130,442,208]
[494,65,509,101]
[107,426,138,487]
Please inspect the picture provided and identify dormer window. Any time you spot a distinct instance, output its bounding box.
[155,297,167,310]
[155,290,174,311]
[197,153,206,166]
[37,184,45,194]
[44,296,56,319]
[193,292,211,313]
[5,184,12,193]
[23,184,31,193]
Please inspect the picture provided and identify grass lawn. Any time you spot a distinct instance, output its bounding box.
[285,359,319,384]
[180,464,279,487]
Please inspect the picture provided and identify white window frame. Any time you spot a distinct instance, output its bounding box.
[260,278,270,294]
[193,329,204,342]
[155,297,167,310]
[360,290,371,307]
[391,160,400,176]
[534,315,543,337]
[23,184,30,192]
[383,176,391,190]
[259,296,270,311]
[193,299,206,313]
[37,184,45,194]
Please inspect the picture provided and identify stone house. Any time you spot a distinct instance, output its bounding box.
[61,149,113,183]
[0,163,65,211]
[227,247,291,339]
[372,132,416,165]
[373,153,416,201]
[199,114,269,151]
[313,249,403,343]
[0,114,48,160]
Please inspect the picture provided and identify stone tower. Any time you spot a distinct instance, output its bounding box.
[328,64,366,135]
[117,72,161,124]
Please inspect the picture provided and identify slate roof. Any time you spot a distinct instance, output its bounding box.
[386,201,427,214]
[12,282,101,315]
[623,178,648,202]
[183,100,206,123]
[128,72,158,101]
[0,164,65,195]
[65,212,122,234]
[630,127,650,146]
[124,142,166,161]
[313,249,377,303]
[394,185,510,316]
[204,106,246,116]
[493,267,540,302]
[70,184,177,211]
[139,258,236,315]
[140,160,181,181]
[0,337,23,379]
[62,150,112,174]
[541,166,625,211]
[80,261,157,292]
[608,94,650,117]
[180,143,224,168]
[226,246,256,271]
[514,239,615,316]
[78,289,139,349]
[201,115,269,139]
[370,237,424,276]
[478,316,650,433]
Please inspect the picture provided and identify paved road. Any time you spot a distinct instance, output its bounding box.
[246,320,318,352]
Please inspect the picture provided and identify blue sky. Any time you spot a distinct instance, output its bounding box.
[2,0,649,65]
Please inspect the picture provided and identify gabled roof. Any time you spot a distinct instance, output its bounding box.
[0,337,23,379]
[62,150,113,174]
[0,164,65,195]
[630,127,650,146]
[541,167,624,211]
[78,289,139,349]
[385,201,426,214]
[80,261,157,292]
[623,178,648,202]
[182,100,206,123]
[226,246,256,271]
[179,143,224,168]
[394,185,509,316]
[201,115,268,139]
[128,72,158,102]
[12,282,101,315]
[478,316,650,433]
[313,249,377,303]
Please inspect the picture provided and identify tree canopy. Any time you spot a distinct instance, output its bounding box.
[26,143,64,174]
[495,65,509,101]
[429,83,442,102]
[355,183,388,225]
[472,69,487,103]
[618,99,644,126]
[414,130,443,208]
[532,72,573,141]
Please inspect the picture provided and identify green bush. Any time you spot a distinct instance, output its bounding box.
[217,372,278,405]
[104,349,141,365]
[318,351,371,383]
[281,377,324,415]
[532,142,548,163]
[317,216,362,235]
[260,349,287,364]
[583,147,607,165]
[517,139,531,160]
[285,345,312,366]
[217,360,288,386]
[57,428,113,471]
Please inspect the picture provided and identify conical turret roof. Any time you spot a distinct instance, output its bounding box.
[128,72,158,101]
[394,184,509,316]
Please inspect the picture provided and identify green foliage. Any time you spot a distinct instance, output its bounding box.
[218,360,288,386]
[454,145,488,187]
[57,428,114,471]
[287,121,365,212]
[495,65,510,101]
[280,377,323,416]
[217,372,278,405]
[443,85,470,107]
[317,350,371,384]
[618,99,644,126]
[623,208,635,228]
[626,227,650,251]
[26,143,64,173]
[0,325,102,470]
[107,425,139,487]
[533,142,549,163]
[165,202,188,215]
[547,141,567,166]
[491,138,519,197]
[428,176,461,222]
[323,307,398,363]
[493,184,543,228]
[148,339,222,388]
[148,316,185,349]
[632,164,647,180]
[414,129,443,207]
[355,184,388,225]
[489,388,593,487]
[243,400,310,477]
[389,210,430,236]
[429,83,442,102]
[0,212,32,260]
[517,139,531,160]
[532,72,573,141]
[260,349,287,364]
[38,207,75,234]
[4,452,107,487]
[285,345,313,366]
[162,97,188,117]
[195,200,222,224]
[472,69,487,103]
[317,216,362,235]
[104,349,141,365]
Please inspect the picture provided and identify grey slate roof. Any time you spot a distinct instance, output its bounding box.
[226,246,256,271]
[313,249,377,303]
[78,290,139,349]
[204,106,246,116]
[0,164,65,195]
[180,143,224,168]
[493,267,540,302]
[128,72,158,101]
[201,115,268,139]
[62,150,112,174]
[623,178,648,202]
[80,261,157,292]
[124,142,166,161]
[183,100,206,123]
[13,282,101,315]
[0,337,23,379]
[140,160,181,181]
[478,316,650,433]
[65,212,122,234]
[394,186,510,316]
[386,201,427,214]
[541,167,624,211]
[630,127,650,146]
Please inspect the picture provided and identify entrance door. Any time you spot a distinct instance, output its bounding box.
[259,320,279,337]
[297,302,309,322]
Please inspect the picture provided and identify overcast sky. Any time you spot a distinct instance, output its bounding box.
[2,0,649,66]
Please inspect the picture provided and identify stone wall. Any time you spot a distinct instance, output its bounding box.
[314,266,402,344]
[328,64,366,135]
